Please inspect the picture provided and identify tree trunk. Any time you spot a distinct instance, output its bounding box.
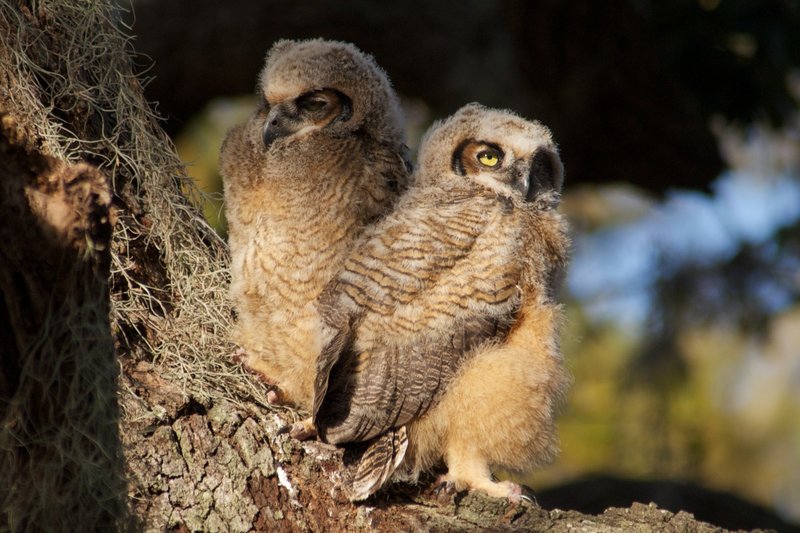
[0,111,125,531]
[0,1,734,531]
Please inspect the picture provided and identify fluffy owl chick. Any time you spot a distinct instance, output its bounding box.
[312,103,570,501]
[220,39,409,411]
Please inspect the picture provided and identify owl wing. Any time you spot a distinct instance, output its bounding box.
[344,427,408,502]
[360,139,413,221]
[313,195,521,444]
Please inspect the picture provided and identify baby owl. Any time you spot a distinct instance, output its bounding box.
[312,103,571,501]
[219,39,410,410]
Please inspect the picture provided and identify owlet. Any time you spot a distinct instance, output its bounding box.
[219,39,410,410]
[313,103,571,501]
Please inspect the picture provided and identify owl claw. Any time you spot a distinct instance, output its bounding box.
[266,389,284,405]
[517,484,537,504]
[277,418,317,441]
[506,482,524,503]
[288,418,317,441]
[435,471,535,503]
[499,481,536,504]
[433,475,458,497]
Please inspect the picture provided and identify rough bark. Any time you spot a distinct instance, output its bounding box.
[122,368,736,533]
[0,1,760,532]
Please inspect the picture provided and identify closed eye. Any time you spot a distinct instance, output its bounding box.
[297,92,330,113]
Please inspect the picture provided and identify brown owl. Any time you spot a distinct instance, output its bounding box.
[219,39,410,411]
[312,103,571,501]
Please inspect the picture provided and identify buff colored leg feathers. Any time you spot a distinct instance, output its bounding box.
[409,302,569,502]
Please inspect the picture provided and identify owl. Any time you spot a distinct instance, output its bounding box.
[219,39,410,411]
[312,103,571,501]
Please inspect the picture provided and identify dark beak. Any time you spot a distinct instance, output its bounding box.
[511,160,531,200]
[262,105,295,148]
[523,149,562,202]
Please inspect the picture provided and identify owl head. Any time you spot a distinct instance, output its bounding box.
[257,39,404,148]
[417,103,564,207]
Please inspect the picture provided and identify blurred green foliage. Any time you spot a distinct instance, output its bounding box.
[176,96,255,236]
[528,302,800,521]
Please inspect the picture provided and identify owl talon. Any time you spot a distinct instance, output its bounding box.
[516,484,537,504]
[433,475,458,497]
[288,418,317,441]
[505,482,535,504]
[517,493,534,504]
[266,389,285,405]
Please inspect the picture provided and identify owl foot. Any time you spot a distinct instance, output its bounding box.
[234,350,288,407]
[432,474,459,502]
[276,417,317,440]
[472,479,529,502]
[266,388,285,405]
[434,475,457,495]
[505,482,536,504]
[288,417,317,441]
[442,459,533,502]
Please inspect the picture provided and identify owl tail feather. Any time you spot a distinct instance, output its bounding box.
[346,426,408,501]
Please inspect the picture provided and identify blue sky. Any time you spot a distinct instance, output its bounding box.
[567,168,800,330]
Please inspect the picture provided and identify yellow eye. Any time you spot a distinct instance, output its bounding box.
[478,151,501,167]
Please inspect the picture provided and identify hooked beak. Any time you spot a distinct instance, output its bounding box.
[262,104,295,148]
[511,160,532,200]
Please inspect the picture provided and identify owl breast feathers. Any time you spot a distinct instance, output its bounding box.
[312,103,571,501]
[219,39,410,410]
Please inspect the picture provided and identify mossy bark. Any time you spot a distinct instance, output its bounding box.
[121,369,730,533]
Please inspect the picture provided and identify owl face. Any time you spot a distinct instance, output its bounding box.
[261,88,353,148]
[419,104,564,204]
[256,39,404,148]
[452,139,559,203]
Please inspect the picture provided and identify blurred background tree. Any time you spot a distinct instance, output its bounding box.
[127,0,800,529]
